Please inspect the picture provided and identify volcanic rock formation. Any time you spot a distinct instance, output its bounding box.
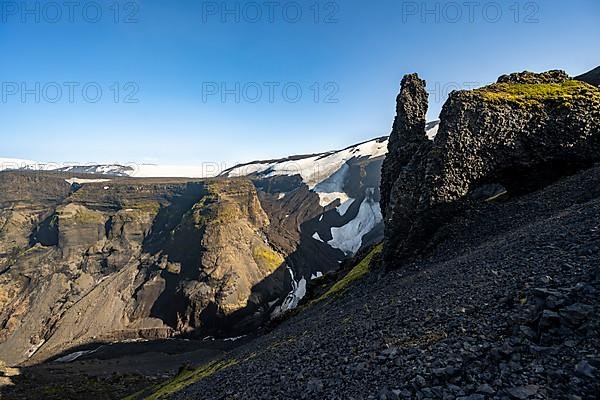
[380,70,600,266]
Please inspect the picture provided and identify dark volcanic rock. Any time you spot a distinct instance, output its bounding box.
[380,70,600,266]
[497,69,569,84]
[576,65,600,87]
[380,73,430,221]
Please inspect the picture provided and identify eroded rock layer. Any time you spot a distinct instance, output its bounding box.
[0,173,286,365]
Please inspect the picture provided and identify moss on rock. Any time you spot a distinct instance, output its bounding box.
[473,80,600,108]
[252,244,285,273]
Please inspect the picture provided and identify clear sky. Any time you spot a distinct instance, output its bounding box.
[1,0,598,169]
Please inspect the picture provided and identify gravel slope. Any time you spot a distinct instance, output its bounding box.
[171,165,600,400]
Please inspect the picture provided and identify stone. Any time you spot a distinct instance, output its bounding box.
[539,310,561,330]
[559,303,594,326]
[506,385,539,399]
[476,383,495,395]
[307,378,324,392]
[575,360,596,379]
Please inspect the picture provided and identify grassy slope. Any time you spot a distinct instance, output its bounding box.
[316,244,383,302]
[123,360,238,400]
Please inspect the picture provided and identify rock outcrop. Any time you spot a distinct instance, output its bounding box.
[381,70,600,266]
[0,173,287,365]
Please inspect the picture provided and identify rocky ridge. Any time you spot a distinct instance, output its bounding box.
[380,70,600,265]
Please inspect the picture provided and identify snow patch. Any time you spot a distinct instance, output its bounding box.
[312,232,324,243]
[275,268,307,315]
[426,124,439,140]
[311,271,323,280]
[327,188,383,255]
[277,193,286,200]
[336,198,356,217]
[313,163,350,206]
[55,347,102,363]
[26,340,46,358]
[317,191,350,208]
[65,178,111,185]
[223,335,246,342]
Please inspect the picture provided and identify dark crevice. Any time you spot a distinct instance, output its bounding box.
[29,213,59,247]
[492,159,596,196]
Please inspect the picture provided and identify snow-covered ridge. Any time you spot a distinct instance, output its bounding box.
[222,137,389,207]
[223,122,439,207]
[0,159,215,178]
[1,122,439,181]
[222,137,389,186]
[0,158,135,177]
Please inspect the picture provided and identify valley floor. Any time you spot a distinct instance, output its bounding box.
[2,164,599,400]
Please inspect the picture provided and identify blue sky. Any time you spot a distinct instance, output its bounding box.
[1,0,599,168]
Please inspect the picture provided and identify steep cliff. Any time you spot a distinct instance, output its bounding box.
[0,173,286,365]
[380,70,600,266]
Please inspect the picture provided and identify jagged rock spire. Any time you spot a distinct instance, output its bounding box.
[380,73,429,220]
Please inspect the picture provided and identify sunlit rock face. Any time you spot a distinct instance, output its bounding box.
[0,173,289,365]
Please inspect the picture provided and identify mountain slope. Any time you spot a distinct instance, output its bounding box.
[220,130,437,314]
[0,133,431,365]
[151,159,600,400]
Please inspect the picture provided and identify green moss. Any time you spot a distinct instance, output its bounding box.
[474,80,600,108]
[315,244,383,302]
[215,202,240,223]
[66,208,106,224]
[126,201,161,214]
[124,359,237,400]
[252,244,284,273]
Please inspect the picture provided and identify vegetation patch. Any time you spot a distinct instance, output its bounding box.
[126,201,161,214]
[316,244,383,302]
[124,359,238,400]
[62,206,106,224]
[474,80,600,108]
[252,244,284,273]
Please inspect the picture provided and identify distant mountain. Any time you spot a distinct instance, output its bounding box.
[0,158,134,177]
[53,164,135,176]
[575,65,600,87]
[1,122,443,183]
